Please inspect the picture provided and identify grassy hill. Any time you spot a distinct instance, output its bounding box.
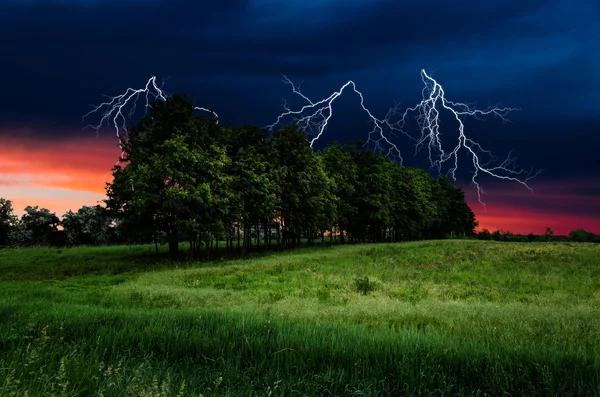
[1,240,599,396]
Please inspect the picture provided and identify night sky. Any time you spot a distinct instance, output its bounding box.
[1,0,599,235]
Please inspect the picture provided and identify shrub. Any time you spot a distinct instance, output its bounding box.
[353,276,375,295]
[569,229,595,242]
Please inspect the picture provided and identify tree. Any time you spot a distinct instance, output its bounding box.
[432,176,478,238]
[320,143,358,243]
[569,229,594,242]
[62,205,113,246]
[402,167,439,239]
[106,94,230,258]
[491,229,502,241]
[478,229,492,240]
[544,227,554,242]
[0,198,18,247]
[223,124,277,255]
[347,146,392,243]
[20,206,60,246]
[268,124,333,248]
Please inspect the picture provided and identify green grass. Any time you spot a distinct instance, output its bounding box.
[1,240,599,396]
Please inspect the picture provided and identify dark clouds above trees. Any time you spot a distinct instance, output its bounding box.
[1,0,599,177]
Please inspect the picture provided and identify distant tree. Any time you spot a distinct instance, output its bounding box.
[62,205,113,246]
[527,233,536,242]
[478,229,492,240]
[502,230,514,241]
[544,227,554,242]
[0,198,18,247]
[569,229,594,242]
[20,206,60,246]
[491,229,502,241]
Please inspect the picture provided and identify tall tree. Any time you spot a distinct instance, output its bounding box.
[403,168,439,239]
[105,94,230,258]
[268,124,333,248]
[223,125,277,255]
[320,143,357,243]
[431,176,478,238]
[346,144,392,242]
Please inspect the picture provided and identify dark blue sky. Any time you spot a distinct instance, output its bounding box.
[1,0,599,184]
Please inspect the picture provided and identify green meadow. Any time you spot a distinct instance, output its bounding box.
[1,240,599,396]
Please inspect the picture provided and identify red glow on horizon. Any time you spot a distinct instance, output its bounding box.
[470,204,600,236]
[0,131,120,216]
[464,181,600,235]
[0,133,120,193]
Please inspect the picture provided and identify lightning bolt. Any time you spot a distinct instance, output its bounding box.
[399,69,542,207]
[83,76,218,148]
[266,75,413,164]
[268,70,541,208]
[83,76,219,186]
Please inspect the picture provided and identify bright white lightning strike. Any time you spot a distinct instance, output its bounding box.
[266,75,413,163]
[268,70,541,207]
[399,69,541,207]
[83,76,218,148]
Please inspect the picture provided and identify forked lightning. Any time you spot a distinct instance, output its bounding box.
[83,76,218,148]
[266,75,412,163]
[398,70,541,206]
[268,69,540,206]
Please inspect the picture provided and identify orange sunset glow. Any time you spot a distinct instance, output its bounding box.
[1,130,599,236]
[0,131,120,216]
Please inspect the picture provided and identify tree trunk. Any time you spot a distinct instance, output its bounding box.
[256,223,260,250]
[265,218,270,251]
[243,225,249,257]
[276,218,281,248]
[168,239,179,259]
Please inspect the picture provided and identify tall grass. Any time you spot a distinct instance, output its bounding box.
[1,240,599,395]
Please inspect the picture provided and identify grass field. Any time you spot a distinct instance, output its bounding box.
[1,240,599,396]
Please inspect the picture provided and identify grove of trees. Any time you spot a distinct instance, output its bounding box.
[7,94,592,255]
[101,95,477,258]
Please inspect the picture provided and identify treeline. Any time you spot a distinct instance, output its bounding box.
[0,202,115,248]
[0,95,477,254]
[475,227,600,243]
